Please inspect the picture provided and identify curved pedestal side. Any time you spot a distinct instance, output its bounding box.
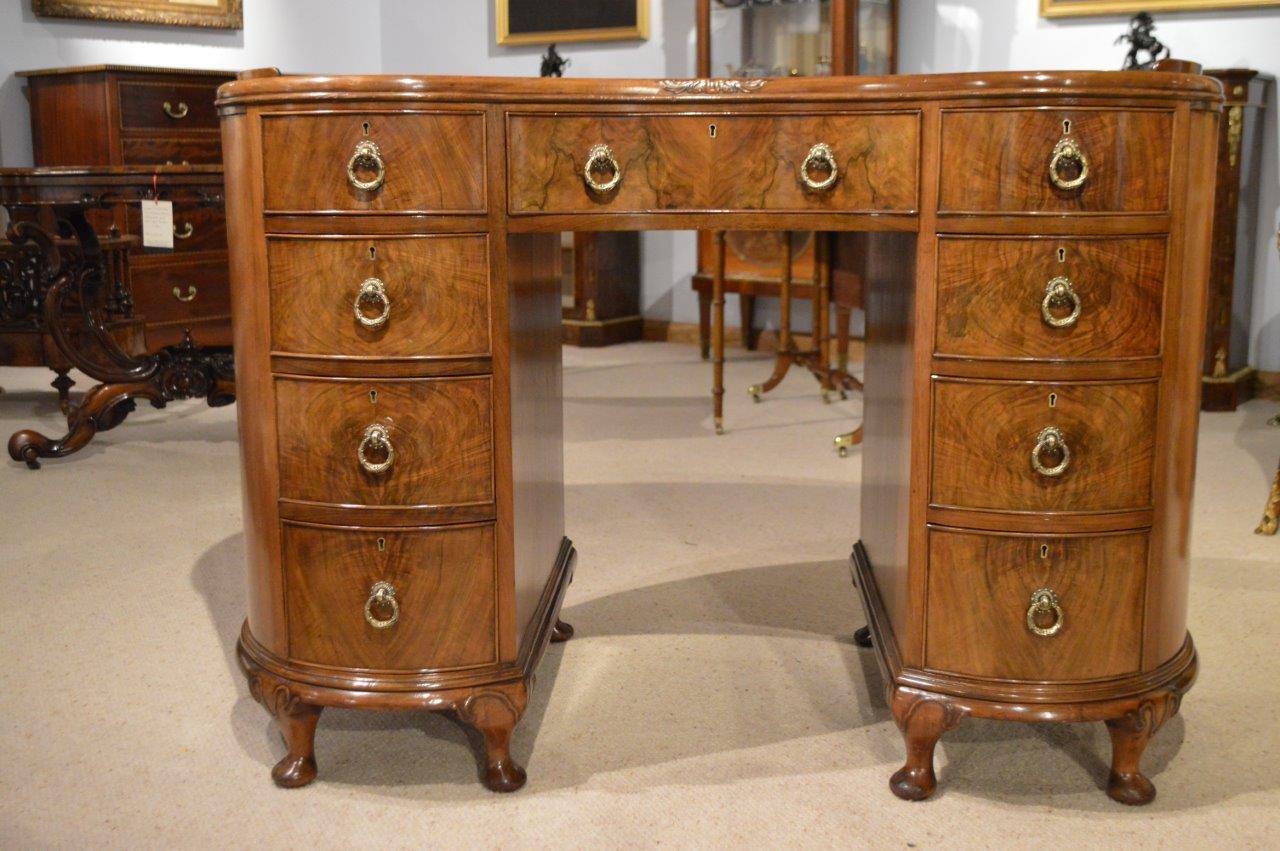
[237,539,575,792]
[852,541,1197,805]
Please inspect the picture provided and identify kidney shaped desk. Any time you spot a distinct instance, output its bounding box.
[217,69,1220,803]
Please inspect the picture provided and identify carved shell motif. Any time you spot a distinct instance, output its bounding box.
[659,78,768,95]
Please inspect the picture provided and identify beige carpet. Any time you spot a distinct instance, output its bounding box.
[1,342,1278,848]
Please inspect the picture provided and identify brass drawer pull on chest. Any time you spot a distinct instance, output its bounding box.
[1031,425,1070,477]
[357,422,395,474]
[173,221,194,240]
[347,139,386,192]
[363,581,400,629]
[1026,588,1064,637]
[1048,136,1089,190]
[800,142,839,192]
[583,144,622,194]
[172,285,198,302]
[162,100,188,119]
[1041,276,1081,328]
[354,277,391,328]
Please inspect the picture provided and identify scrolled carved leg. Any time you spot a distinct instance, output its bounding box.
[889,688,967,801]
[8,380,147,469]
[1105,690,1181,805]
[550,619,574,643]
[240,652,324,789]
[458,684,529,792]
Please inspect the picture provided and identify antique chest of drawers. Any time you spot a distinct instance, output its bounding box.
[20,65,235,348]
[218,68,1218,802]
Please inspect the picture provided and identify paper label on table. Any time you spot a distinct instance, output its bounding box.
[140,199,174,250]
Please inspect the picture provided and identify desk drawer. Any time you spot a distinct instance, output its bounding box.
[130,255,230,327]
[125,203,226,254]
[120,134,222,166]
[283,521,497,671]
[261,111,486,214]
[275,375,494,510]
[118,80,221,130]
[507,112,917,214]
[934,236,1165,361]
[926,528,1146,681]
[938,108,1172,213]
[268,235,490,359]
[930,378,1156,514]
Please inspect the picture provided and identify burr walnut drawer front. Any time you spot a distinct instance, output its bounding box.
[283,521,497,671]
[925,528,1146,681]
[930,378,1157,514]
[938,108,1172,213]
[117,80,221,130]
[934,236,1166,361]
[274,376,494,510]
[267,235,490,360]
[261,111,486,214]
[506,112,918,214]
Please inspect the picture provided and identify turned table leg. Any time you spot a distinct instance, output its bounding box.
[1105,690,1181,805]
[889,689,967,801]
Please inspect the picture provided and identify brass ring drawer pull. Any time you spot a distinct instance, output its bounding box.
[363,581,399,629]
[800,142,839,192]
[173,221,195,240]
[1027,588,1064,637]
[583,144,622,194]
[357,422,394,474]
[1041,276,1081,328]
[347,139,386,192]
[1049,136,1089,190]
[172,285,197,302]
[163,101,189,119]
[354,277,391,328]
[1031,425,1070,477]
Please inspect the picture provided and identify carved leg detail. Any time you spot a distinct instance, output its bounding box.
[240,655,323,789]
[550,619,574,643]
[8,380,147,469]
[1105,690,1180,805]
[458,686,529,793]
[889,689,967,801]
[51,369,74,415]
[853,625,873,648]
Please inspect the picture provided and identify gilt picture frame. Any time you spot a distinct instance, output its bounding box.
[1042,0,1280,17]
[496,0,649,46]
[32,0,243,29]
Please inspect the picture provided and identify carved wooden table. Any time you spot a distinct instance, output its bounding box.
[0,167,234,468]
[219,69,1220,802]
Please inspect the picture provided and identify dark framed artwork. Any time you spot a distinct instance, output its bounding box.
[31,0,243,29]
[496,0,649,45]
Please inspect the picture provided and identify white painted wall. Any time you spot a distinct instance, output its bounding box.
[0,0,383,168]
[900,0,1280,370]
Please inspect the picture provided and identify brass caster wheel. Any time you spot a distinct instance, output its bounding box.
[747,384,762,403]
[834,433,857,457]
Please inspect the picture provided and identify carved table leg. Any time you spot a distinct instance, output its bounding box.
[240,655,324,789]
[889,688,967,801]
[697,286,711,361]
[749,233,794,403]
[1105,690,1181,805]
[458,684,529,792]
[9,379,147,469]
[50,368,74,415]
[550,619,575,643]
[711,231,726,434]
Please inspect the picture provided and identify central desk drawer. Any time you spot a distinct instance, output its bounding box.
[506,112,918,214]
[938,108,1172,213]
[934,236,1166,361]
[275,376,494,509]
[930,378,1156,514]
[261,111,486,213]
[268,235,491,359]
[283,521,497,671]
[925,528,1146,681]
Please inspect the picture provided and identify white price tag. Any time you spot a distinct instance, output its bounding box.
[140,199,174,250]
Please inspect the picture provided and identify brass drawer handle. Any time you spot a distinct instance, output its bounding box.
[347,139,386,192]
[1049,136,1089,190]
[172,285,198,302]
[173,221,195,240]
[357,422,394,474]
[800,142,839,192]
[1031,425,1070,477]
[1041,276,1081,328]
[1027,588,1064,637]
[354,277,391,328]
[363,581,399,629]
[583,143,622,194]
[163,101,189,120]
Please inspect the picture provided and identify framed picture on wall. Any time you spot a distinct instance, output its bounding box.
[496,0,649,46]
[1042,0,1280,16]
[31,0,243,29]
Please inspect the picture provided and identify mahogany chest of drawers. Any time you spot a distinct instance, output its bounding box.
[20,65,235,349]
[218,69,1219,802]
